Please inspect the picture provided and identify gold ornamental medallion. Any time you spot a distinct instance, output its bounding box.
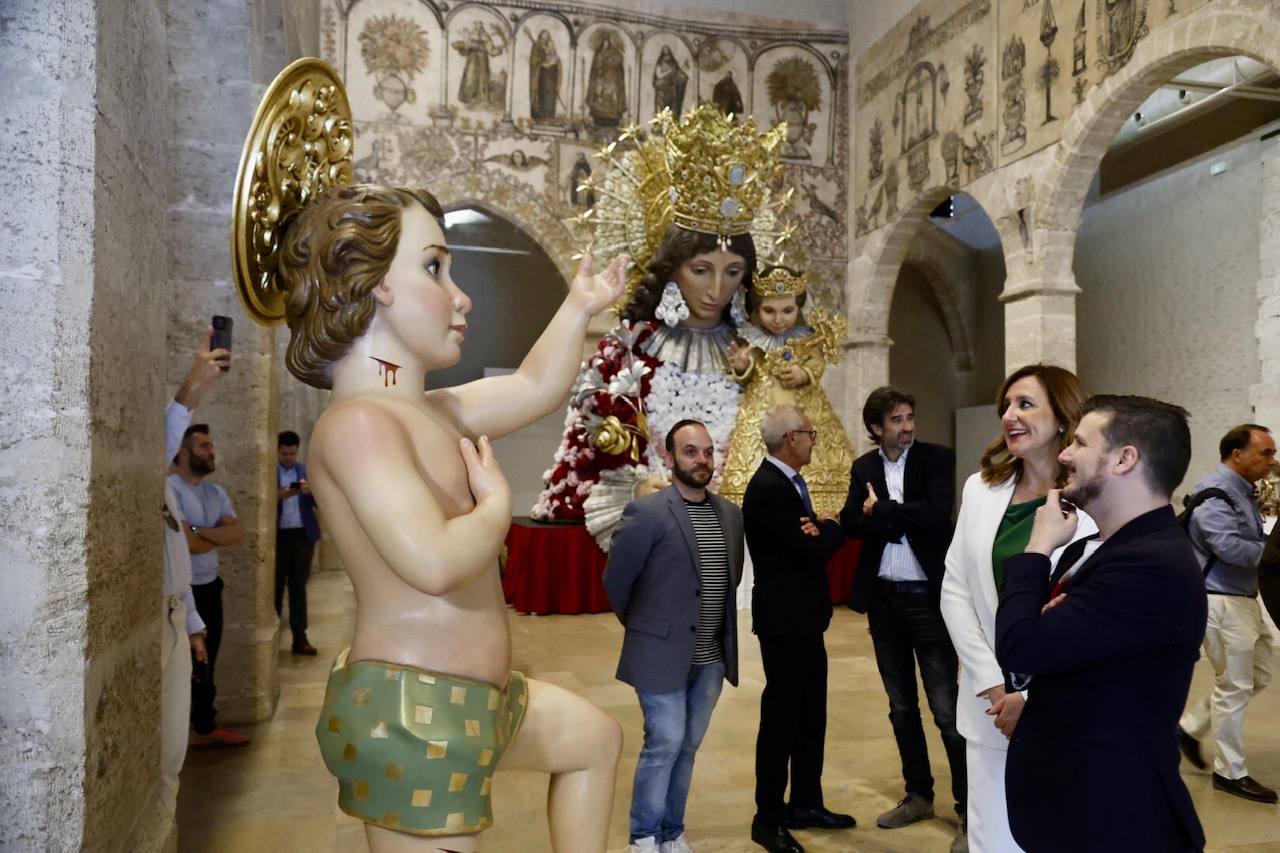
[231,58,353,325]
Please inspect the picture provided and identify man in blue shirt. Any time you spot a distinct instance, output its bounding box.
[169,423,247,748]
[1178,424,1278,803]
[277,430,321,655]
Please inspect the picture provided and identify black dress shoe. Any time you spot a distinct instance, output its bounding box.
[291,638,318,656]
[1213,773,1279,804]
[787,805,856,830]
[1177,727,1207,770]
[751,817,805,852]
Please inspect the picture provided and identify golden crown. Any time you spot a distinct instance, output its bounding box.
[658,106,785,239]
[578,106,796,307]
[751,266,808,299]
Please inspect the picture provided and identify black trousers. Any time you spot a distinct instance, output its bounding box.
[1261,574,1280,628]
[190,576,223,734]
[275,528,314,642]
[755,632,828,823]
[867,579,967,812]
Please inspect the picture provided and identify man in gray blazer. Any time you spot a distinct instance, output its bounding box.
[604,419,745,853]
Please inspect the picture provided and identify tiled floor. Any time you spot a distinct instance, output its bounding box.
[178,572,1280,852]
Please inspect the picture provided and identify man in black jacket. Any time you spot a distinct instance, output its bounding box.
[996,395,1206,852]
[840,386,966,844]
[744,404,853,853]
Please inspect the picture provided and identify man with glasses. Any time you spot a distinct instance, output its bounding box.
[840,386,966,850]
[744,405,854,852]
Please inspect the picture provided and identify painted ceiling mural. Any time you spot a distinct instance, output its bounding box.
[322,0,850,313]
[854,0,1210,239]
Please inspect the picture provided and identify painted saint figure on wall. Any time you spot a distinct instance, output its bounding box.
[453,21,505,109]
[712,71,744,116]
[529,30,560,121]
[652,46,688,117]
[569,153,595,209]
[587,30,627,127]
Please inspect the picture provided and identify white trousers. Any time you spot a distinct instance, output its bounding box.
[160,596,192,818]
[1180,593,1277,779]
[965,741,1024,853]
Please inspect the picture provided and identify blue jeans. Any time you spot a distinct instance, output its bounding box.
[630,660,726,842]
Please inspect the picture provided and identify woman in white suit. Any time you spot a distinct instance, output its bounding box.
[941,364,1097,852]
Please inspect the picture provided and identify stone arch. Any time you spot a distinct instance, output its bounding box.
[900,251,976,374]
[848,184,954,345]
[345,0,445,29]
[1038,0,1280,281]
[428,169,579,287]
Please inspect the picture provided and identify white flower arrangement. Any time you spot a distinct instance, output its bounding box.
[643,363,741,474]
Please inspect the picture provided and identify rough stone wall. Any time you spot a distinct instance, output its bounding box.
[1254,132,1280,430]
[1,0,174,849]
[0,3,96,847]
[163,0,287,725]
[86,0,176,846]
[1076,136,1263,492]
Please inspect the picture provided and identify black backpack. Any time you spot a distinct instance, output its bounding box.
[1176,487,1234,577]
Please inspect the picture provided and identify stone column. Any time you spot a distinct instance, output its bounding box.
[165,0,286,725]
[1253,132,1280,427]
[1,1,173,850]
[837,335,892,457]
[1000,280,1079,373]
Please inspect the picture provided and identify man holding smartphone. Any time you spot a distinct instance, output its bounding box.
[277,430,320,655]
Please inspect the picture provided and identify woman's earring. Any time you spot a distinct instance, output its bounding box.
[655,281,690,328]
[1057,425,1066,435]
[729,288,748,328]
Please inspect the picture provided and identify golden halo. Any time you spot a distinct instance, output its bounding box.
[231,58,353,326]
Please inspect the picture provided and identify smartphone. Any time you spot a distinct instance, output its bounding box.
[211,315,233,353]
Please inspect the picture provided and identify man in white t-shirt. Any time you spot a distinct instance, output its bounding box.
[167,363,246,748]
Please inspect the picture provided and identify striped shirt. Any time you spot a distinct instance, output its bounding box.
[684,498,730,664]
[877,444,928,582]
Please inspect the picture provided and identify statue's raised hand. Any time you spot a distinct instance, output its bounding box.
[568,253,629,316]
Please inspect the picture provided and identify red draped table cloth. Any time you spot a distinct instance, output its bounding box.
[503,517,861,615]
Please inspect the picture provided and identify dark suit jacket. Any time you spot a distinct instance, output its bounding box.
[603,486,744,693]
[995,507,1207,853]
[838,441,955,613]
[277,462,320,543]
[743,460,844,635]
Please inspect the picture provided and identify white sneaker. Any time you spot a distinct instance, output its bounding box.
[628,837,659,853]
[660,835,695,853]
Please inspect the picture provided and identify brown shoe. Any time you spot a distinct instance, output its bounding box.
[292,638,318,656]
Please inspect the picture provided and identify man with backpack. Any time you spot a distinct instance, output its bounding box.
[1177,424,1279,804]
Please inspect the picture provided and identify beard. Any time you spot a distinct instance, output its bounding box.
[673,461,713,489]
[190,455,216,476]
[1062,467,1103,508]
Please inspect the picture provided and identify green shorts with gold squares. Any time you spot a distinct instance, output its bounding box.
[315,649,529,836]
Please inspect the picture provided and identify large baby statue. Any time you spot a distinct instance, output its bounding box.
[719,265,853,513]
[531,104,795,544]
[231,61,623,852]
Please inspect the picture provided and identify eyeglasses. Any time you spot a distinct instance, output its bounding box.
[788,429,818,441]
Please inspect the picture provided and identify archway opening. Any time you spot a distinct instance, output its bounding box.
[886,191,1005,487]
[435,204,568,512]
[1069,54,1280,489]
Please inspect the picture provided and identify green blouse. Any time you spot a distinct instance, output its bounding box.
[992,496,1047,591]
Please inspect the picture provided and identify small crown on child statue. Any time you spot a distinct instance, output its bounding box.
[751,266,808,299]
[657,105,786,240]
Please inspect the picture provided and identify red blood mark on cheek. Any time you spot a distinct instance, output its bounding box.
[370,356,401,387]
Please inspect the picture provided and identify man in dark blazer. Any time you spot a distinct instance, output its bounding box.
[276,430,321,655]
[839,386,966,842]
[745,404,853,853]
[996,395,1207,853]
[604,420,744,853]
